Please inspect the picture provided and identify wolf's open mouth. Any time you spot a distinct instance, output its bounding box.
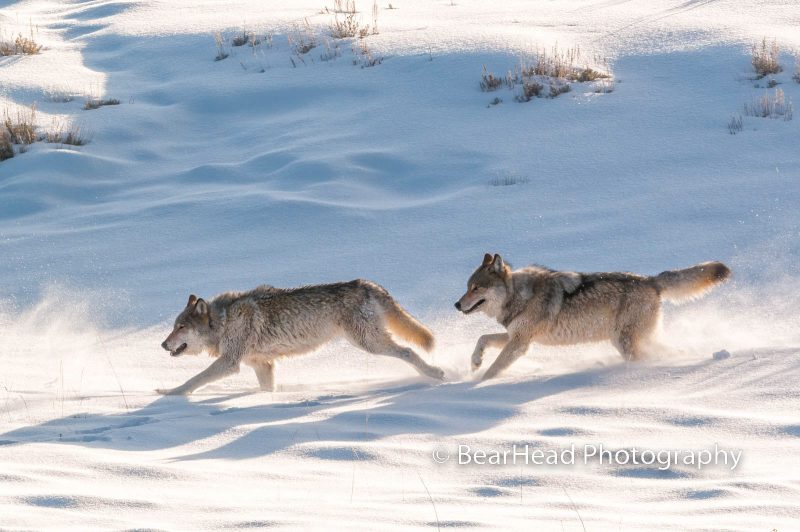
[171,343,187,356]
[463,299,485,314]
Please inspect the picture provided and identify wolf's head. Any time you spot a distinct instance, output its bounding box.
[455,253,511,318]
[161,295,213,357]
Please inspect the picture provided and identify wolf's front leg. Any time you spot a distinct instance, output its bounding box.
[471,333,510,370]
[481,336,529,381]
[157,356,241,395]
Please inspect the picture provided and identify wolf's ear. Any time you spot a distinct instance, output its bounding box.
[491,254,505,273]
[187,294,198,307]
[482,253,494,266]
[194,298,209,316]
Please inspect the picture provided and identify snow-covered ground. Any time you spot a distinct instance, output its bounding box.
[1,0,799,529]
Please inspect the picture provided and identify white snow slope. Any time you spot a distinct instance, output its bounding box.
[1,0,799,530]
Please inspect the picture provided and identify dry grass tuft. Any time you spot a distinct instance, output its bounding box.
[727,115,743,134]
[3,105,37,145]
[352,38,382,67]
[213,32,229,61]
[524,45,610,82]
[289,20,317,55]
[751,38,781,78]
[0,33,43,56]
[743,88,793,120]
[1,104,88,162]
[0,132,14,161]
[329,1,377,39]
[333,0,357,13]
[330,11,362,38]
[480,66,504,92]
[84,98,120,110]
[231,28,261,48]
[482,45,612,103]
[490,174,529,186]
[42,119,88,145]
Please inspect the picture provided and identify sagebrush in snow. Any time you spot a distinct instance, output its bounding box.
[549,82,571,98]
[751,38,781,78]
[794,59,800,83]
[516,81,543,102]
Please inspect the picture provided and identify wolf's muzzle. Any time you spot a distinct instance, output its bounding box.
[171,343,188,356]
[462,299,485,314]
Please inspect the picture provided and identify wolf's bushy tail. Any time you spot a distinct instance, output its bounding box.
[654,261,731,303]
[380,298,435,351]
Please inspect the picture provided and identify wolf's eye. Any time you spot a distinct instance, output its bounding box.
[471,286,478,292]
[178,324,184,329]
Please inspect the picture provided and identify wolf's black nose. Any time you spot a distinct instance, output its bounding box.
[454,301,461,310]
[161,341,169,351]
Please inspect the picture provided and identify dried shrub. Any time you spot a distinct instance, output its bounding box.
[0,132,13,161]
[0,34,42,56]
[549,83,571,98]
[482,45,612,103]
[3,104,37,145]
[42,119,88,145]
[330,11,362,38]
[751,38,781,78]
[516,81,543,102]
[352,38,382,67]
[480,66,504,92]
[289,20,317,54]
[84,98,120,110]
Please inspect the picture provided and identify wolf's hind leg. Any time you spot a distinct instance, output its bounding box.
[252,360,275,392]
[471,333,509,371]
[613,301,660,362]
[346,324,445,380]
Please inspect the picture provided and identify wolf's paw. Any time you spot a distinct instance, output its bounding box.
[429,367,445,381]
[471,355,483,371]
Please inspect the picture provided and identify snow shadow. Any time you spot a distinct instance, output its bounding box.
[0,365,620,458]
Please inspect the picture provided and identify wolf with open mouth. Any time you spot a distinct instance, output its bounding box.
[158,280,443,395]
[456,253,731,380]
